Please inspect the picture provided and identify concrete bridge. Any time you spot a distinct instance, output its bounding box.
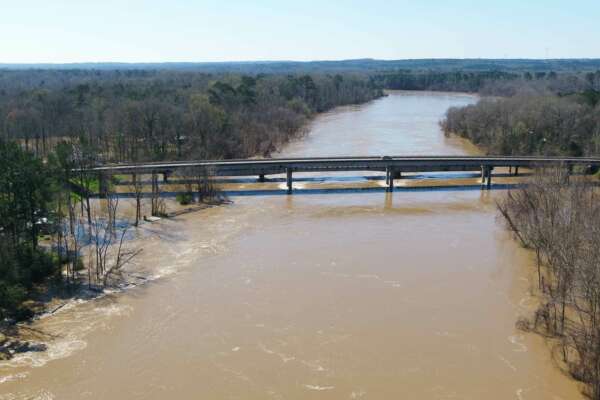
[89,155,600,195]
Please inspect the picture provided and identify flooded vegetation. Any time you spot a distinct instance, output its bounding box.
[0,92,584,399]
[498,169,600,399]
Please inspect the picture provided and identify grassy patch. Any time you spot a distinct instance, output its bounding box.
[112,174,128,184]
[176,192,194,205]
[70,177,100,194]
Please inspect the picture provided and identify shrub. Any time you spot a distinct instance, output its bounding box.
[176,192,194,205]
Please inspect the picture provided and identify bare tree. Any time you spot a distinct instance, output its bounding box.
[150,172,165,216]
[102,225,143,286]
[89,190,141,287]
[193,166,220,203]
[130,173,144,226]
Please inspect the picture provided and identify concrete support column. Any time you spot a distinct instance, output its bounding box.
[481,165,486,184]
[481,166,492,189]
[386,167,394,192]
[286,168,293,194]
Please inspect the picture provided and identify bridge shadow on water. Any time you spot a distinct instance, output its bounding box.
[114,172,534,186]
[106,172,600,199]
[222,183,526,197]
[109,182,528,199]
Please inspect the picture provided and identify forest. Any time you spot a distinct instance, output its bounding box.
[0,71,382,161]
[442,71,600,155]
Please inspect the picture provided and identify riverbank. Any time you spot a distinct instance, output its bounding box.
[0,196,233,361]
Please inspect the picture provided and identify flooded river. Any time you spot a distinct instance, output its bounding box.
[0,92,583,399]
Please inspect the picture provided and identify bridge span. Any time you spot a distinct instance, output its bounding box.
[89,155,600,195]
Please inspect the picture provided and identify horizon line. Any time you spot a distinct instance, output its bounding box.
[2,57,600,66]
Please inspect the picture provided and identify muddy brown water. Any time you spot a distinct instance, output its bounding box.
[0,91,583,399]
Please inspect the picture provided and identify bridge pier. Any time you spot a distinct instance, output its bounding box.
[386,167,395,192]
[481,166,486,185]
[286,168,293,194]
[481,166,492,189]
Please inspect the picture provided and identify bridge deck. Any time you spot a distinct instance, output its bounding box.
[89,156,600,176]
[86,156,600,195]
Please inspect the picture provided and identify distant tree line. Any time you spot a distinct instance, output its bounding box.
[371,69,600,95]
[441,72,600,156]
[4,58,600,74]
[370,70,519,92]
[0,71,383,162]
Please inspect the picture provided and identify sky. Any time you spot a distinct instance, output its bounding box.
[1,0,599,63]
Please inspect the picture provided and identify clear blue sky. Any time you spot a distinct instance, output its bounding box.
[2,0,599,63]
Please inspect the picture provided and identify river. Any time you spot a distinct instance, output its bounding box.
[0,91,583,399]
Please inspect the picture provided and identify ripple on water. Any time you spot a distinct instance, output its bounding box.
[0,372,28,385]
[304,384,335,391]
[0,302,132,373]
[508,335,528,353]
